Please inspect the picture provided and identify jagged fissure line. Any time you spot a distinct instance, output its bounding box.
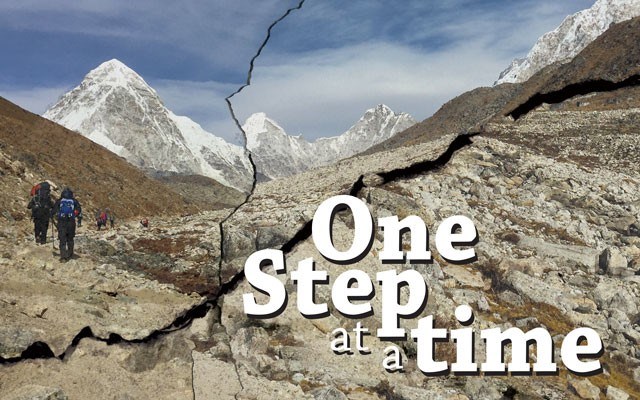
[9,40,639,366]
[2,0,480,366]
[0,300,213,364]
[224,0,306,138]
[0,131,480,365]
[212,133,481,299]
[191,356,196,400]
[218,0,305,289]
[507,74,640,120]
[0,0,309,367]
[210,174,367,308]
[377,133,479,184]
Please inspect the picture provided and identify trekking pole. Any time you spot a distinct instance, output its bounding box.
[51,219,58,251]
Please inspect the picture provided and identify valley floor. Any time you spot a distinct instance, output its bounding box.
[2,109,640,398]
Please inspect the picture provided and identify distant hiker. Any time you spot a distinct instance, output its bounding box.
[140,218,149,228]
[52,188,82,262]
[96,210,107,231]
[27,181,54,244]
[105,208,116,229]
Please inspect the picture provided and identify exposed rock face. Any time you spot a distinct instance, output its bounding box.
[43,59,254,192]
[210,123,634,398]
[496,0,640,84]
[0,215,217,359]
[216,130,640,399]
[1,336,195,399]
[245,104,416,180]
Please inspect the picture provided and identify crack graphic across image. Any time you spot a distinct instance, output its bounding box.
[3,3,640,399]
[0,1,307,365]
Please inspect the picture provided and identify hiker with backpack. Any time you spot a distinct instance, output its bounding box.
[96,209,107,231]
[52,188,82,262]
[27,181,54,244]
[105,208,116,229]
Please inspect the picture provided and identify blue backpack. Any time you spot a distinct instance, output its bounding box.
[58,198,75,219]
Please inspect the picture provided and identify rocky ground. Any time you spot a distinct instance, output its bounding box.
[2,101,640,399]
[3,15,640,400]
[213,128,640,399]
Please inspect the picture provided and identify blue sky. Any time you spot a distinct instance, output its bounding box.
[0,0,593,143]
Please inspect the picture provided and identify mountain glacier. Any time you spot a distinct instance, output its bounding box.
[43,59,254,192]
[244,105,416,180]
[496,0,640,85]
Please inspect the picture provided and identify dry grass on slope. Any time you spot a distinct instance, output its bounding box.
[0,97,197,221]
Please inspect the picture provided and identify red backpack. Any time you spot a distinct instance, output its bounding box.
[30,181,51,199]
[29,182,52,217]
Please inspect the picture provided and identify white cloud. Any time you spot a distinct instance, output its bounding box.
[223,0,596,140]
[0,1,304,73]
[227,40,511,140]
[1,0,597,147]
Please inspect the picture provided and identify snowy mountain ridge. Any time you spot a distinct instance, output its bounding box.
[496,0,640,85]
[44,59,254,192]
[244,105,416,180]
[44,59,415,187]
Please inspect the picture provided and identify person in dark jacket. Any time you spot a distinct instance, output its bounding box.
[96,209,107,231]
[51,188,82,262]
[106,208,116,229]
[27,191,54,244]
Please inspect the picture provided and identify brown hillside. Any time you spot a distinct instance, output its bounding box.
[482,16,640,175]
[0,96,197,223]
[367,16,640,154]
[497,16,640,119]
[551,85,640,112]
[157,173,246,210]
[364,84,518,154]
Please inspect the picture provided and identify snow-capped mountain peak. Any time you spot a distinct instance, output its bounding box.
[45,60,415,188]
[365,104,393,116]
[243,112,289,147]
[84,59,150,89]
[244,105,416,180]
[496,0,640,85]
[43,59,253,192]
